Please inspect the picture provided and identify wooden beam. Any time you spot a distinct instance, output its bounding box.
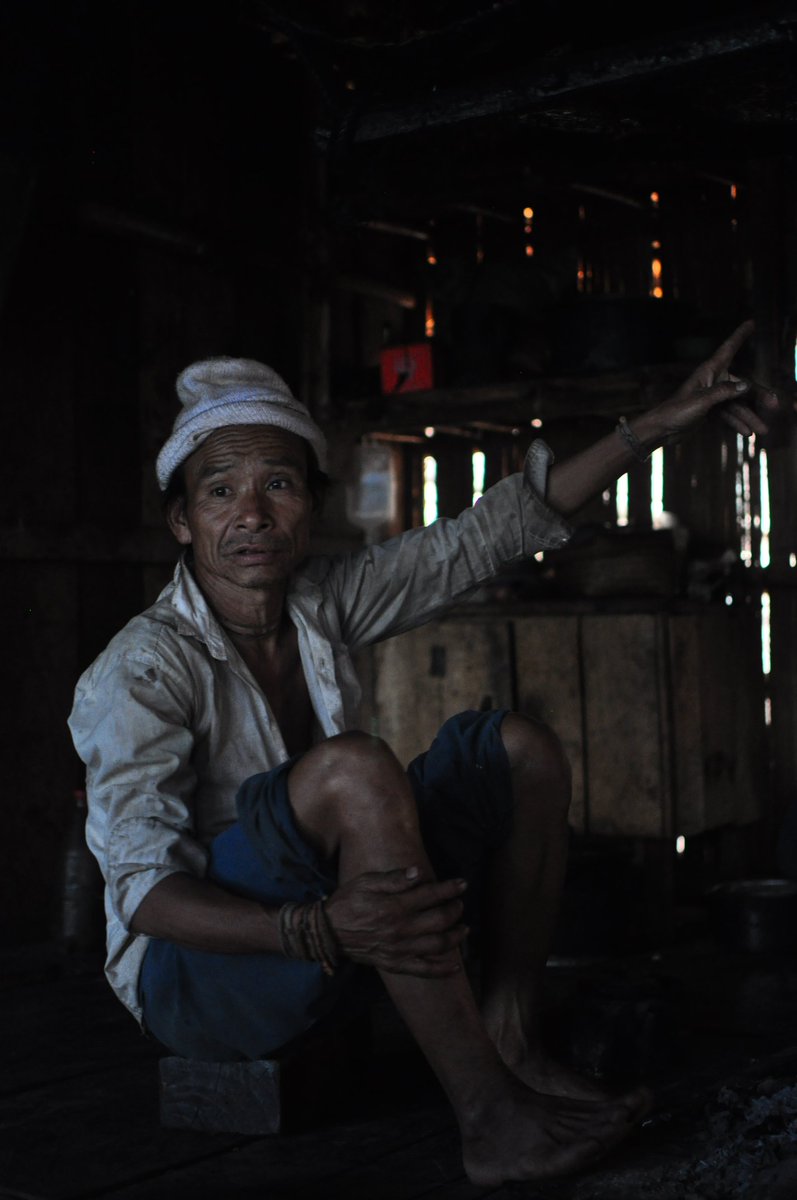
[338,10,796,145]
[78,204,207,257]
[0,155,36,314]
[0,524,176,564]
[339,364,688,433]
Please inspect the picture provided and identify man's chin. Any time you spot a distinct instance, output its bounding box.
[229,563,293,587]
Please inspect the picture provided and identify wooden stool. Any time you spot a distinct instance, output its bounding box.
[160,1057,283,1135]
[159,1019,371,1135]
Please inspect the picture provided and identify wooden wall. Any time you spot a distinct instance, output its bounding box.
[0,10,315,945]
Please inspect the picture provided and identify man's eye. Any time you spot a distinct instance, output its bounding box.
[267,478,290,490]
[211,486,231,497]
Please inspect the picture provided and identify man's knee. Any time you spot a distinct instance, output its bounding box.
[289,730,415,839]
[500,712,571,811]
[306,730,399,788]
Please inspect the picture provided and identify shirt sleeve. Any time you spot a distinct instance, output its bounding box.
[68,638,209,931]
[321,439,573,651]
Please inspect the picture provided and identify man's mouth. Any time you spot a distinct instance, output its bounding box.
[225,542,289,559]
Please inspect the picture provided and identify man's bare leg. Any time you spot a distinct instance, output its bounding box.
[288,731,643,1186]
[479,713,650,1111]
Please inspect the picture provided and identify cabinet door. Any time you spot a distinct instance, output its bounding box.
[582,614,673,837]
[369,619,513,767]
[666,613,705,836]
[669,609,764,833]
[513,615,586,834]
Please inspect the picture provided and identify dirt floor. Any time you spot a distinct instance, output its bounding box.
[2,930,797,1200]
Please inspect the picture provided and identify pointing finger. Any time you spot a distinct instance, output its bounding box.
[704,319,754,375]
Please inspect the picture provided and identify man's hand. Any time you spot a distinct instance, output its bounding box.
[325,865,468,977]
[642,319,779,444]
[547,320,781,516]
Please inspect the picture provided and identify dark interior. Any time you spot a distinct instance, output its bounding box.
[2,3,797,1197]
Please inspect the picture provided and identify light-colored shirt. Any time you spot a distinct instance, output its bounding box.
[68,440,571,1020]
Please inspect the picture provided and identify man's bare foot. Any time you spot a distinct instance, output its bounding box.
[460,1075,640,1187]
[501,1048,652,1120]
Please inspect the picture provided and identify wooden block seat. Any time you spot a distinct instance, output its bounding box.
[159,1056,283,1135]
[159,1019,370,1135]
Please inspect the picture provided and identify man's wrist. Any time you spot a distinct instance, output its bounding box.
[276,899,341,976]
[616,416,651,463]
[622,411,666,458]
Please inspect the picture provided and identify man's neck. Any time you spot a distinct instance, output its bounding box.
[186,559,313,756]
[190,562,289,644]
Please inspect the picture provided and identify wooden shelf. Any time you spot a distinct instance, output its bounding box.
[337,362,691,436]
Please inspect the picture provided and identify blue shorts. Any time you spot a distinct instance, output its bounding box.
[140,709,513,1061]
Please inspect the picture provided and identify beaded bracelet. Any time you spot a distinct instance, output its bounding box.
[616,415,651,463]
[277,899,340,976]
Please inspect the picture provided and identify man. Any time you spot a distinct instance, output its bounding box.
[69,323,774,1186]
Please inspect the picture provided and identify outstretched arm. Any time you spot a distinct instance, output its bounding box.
[546,320,779,516]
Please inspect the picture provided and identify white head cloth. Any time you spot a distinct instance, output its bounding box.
[156,357,327,490]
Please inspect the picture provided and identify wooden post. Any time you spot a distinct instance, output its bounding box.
[434,438,474,519]
[748,159,797,855]
[300,121,332,426]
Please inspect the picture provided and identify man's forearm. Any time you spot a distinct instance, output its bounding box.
[130,866,471,977]
[545,411,663,517]
[545,320,776,517]
[130,871,281,954]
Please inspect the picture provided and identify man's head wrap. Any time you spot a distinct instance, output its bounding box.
[156,357,327,491]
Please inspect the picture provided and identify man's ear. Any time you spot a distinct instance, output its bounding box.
[166,498,192,546]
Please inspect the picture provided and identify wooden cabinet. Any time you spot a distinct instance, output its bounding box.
[366,617,514,768]
[360,606,765,838]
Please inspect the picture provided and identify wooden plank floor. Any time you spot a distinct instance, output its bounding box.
[2,940,797,1199]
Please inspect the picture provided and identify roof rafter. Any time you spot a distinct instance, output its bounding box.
[338,8,797,145]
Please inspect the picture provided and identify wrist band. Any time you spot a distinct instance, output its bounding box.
[277,899,340,976]
[616,415,651,463]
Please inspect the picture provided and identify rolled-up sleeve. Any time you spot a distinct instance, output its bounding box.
[69,645,209,931]
[322,439,573,650]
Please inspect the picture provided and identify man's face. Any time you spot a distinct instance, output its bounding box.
[168,424,313,593]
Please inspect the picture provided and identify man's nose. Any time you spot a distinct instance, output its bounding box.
[236,489,274,527]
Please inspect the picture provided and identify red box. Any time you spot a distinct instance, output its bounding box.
[379,342,434,394]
